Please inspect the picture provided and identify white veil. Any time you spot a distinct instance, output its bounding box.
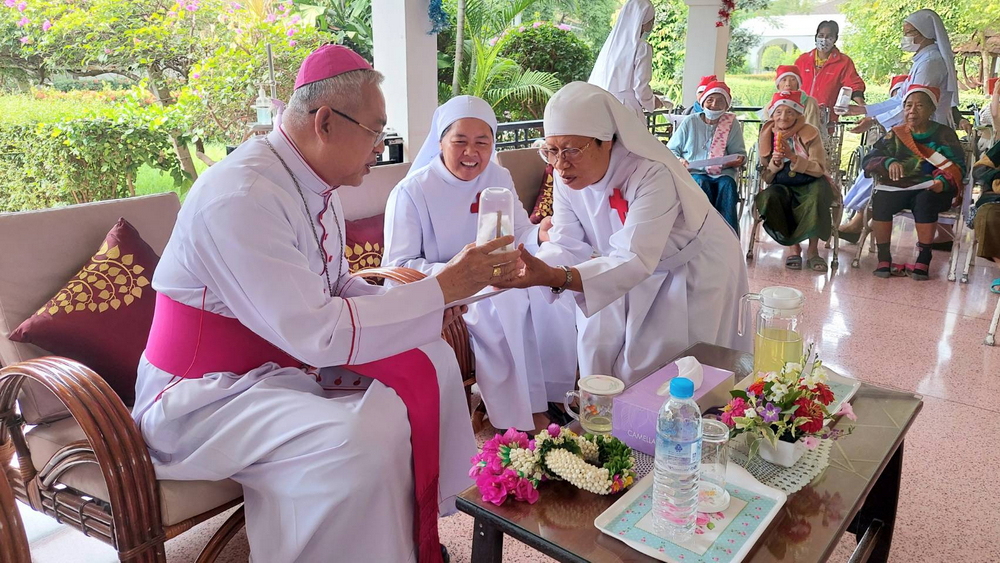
[905,9,959,108]
[588,0,655,96]
[404,95,498,180]
[543,82,710,228]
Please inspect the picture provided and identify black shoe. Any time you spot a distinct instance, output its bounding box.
[927,240,953,252]
[546,402,573,427]
[441,544,450,563]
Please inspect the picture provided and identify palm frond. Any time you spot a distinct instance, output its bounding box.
[486,68,560,108]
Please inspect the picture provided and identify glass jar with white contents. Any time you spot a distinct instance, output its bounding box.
[475,187,516,252]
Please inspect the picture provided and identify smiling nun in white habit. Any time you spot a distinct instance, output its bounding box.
[382,95,578,431]
[496,82,750,385]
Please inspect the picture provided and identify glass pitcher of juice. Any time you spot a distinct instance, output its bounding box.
[738,286,805,375]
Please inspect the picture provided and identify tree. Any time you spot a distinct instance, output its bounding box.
[842,0,1000,82]
[533,0,618,50]
[449,0,561,116]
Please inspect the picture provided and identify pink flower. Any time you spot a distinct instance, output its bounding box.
[477,473,508,505]
[837,402,857,421]
[41,19,51,31]
[19,36,29,43]
[696,513,711,526]
[16,15,28,26]
[557,23,572,31]
[290,14,300,24]
[3,0,16,8]
[192,72,201,80]
[167,10,177,17]
[721,397,747,427]
[104,47,112,54]
[533,21,543,28]
[518,26,525,32]
[265,12,276,22]
[488,37,498,46]
[503,427,530,449]
[16,1,26,11]
[288,39,297,47]
[546,423,561,438]
[286,26,297,37]
[802,436,820,450]
[514,478,539,504]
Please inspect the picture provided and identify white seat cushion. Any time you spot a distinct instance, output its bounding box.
[25,417,242,526]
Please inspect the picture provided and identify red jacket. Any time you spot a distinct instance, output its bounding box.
[794,48,866,122]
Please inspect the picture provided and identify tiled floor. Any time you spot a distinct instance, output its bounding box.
[17,215,1000,562]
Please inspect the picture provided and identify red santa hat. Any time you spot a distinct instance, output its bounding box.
[903,84,940,108]
[889,75,909,96]
[767,90,805,116]
[774,65,802,89]
[696,74,718,95]
[699,80,732,107]
[294,44,373,90]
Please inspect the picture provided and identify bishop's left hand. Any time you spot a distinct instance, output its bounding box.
[442,305,468,331]
[492,245,559,290]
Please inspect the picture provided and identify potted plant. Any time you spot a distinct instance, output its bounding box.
[721,352,855,467]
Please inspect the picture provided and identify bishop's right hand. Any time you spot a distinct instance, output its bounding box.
[436,235,519,305]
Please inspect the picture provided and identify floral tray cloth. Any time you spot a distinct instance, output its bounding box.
[595,463,786,563]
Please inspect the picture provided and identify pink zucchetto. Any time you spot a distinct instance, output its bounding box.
[294,44,372,90]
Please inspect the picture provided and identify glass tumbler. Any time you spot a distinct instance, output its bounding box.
[698,418,732,512]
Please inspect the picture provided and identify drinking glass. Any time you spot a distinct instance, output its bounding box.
[699,418,731,512]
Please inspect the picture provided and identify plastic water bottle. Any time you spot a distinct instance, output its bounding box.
[652,377,702,542]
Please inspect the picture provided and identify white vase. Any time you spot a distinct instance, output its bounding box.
[757,438,806,467]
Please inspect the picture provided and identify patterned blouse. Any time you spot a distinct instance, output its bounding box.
[862,121,966,193]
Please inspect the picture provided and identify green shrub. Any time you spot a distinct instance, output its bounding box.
[500,22,594,85]
[0,112,182,212]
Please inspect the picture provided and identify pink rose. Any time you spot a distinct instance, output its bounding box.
[836,401,857,421]
[514,478,539,503]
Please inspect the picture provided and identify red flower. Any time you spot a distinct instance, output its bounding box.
[812,383,835,406]
[747,379,765,397]
[794,398,825,434]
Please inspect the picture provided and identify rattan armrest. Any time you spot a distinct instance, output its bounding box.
[352,266,428,285]
[0,356,165,557]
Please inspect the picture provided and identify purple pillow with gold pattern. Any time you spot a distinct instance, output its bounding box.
[9,218,159,404]
[529,164,555,224]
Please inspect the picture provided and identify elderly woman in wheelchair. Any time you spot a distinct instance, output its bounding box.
[861,85,966,280]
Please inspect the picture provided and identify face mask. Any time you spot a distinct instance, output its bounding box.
[703,108,726,121]
[815,37,834,52]
[900,36,919,52]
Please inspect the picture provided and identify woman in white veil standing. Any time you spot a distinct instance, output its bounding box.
[588,0,663,117]
[382,95,578,432]
[496,82,750,385]
[840,8,970,240]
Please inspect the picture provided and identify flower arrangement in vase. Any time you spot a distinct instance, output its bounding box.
[721,350,856,467]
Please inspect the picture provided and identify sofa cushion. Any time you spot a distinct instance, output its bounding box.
[0,193,180,424]
[528,164,556,224]
[344,214,385,273]
[336,162,410,221]
[26,417,243,526]
[10,219,160,405]
[497,148,548,214]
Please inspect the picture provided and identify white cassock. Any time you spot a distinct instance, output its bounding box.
[383,95,577,431]
[131,127,476,563]
[844,9,959,211]
[537,83,751,386]
[588,0,657,117]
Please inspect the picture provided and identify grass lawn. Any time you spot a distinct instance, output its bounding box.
[0,93,101,124]
[134,142,230,200]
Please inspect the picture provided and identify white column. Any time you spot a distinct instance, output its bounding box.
[681,0,731,107]
[372,0,438,162]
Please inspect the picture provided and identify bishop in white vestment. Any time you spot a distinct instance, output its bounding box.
[383,95,577,431]
[497,82,751,385]
[131,46,519,563]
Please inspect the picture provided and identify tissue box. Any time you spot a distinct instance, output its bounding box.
[612,362,735,456]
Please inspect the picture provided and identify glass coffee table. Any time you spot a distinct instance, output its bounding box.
[456,343,922,563]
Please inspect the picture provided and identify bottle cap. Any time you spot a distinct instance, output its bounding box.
[670,377,694,399]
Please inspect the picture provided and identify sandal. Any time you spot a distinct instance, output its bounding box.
[806,255,828,272]
[874,262,907,278]
[992,278,1000,295]
[907,263,930,281]
[785,254,803,270]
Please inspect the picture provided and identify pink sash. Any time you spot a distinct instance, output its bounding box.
[706,113,736,176]
[145,293,444,563]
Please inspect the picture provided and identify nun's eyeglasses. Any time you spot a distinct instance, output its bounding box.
[308,106,387,147]
[538,141,593,165]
